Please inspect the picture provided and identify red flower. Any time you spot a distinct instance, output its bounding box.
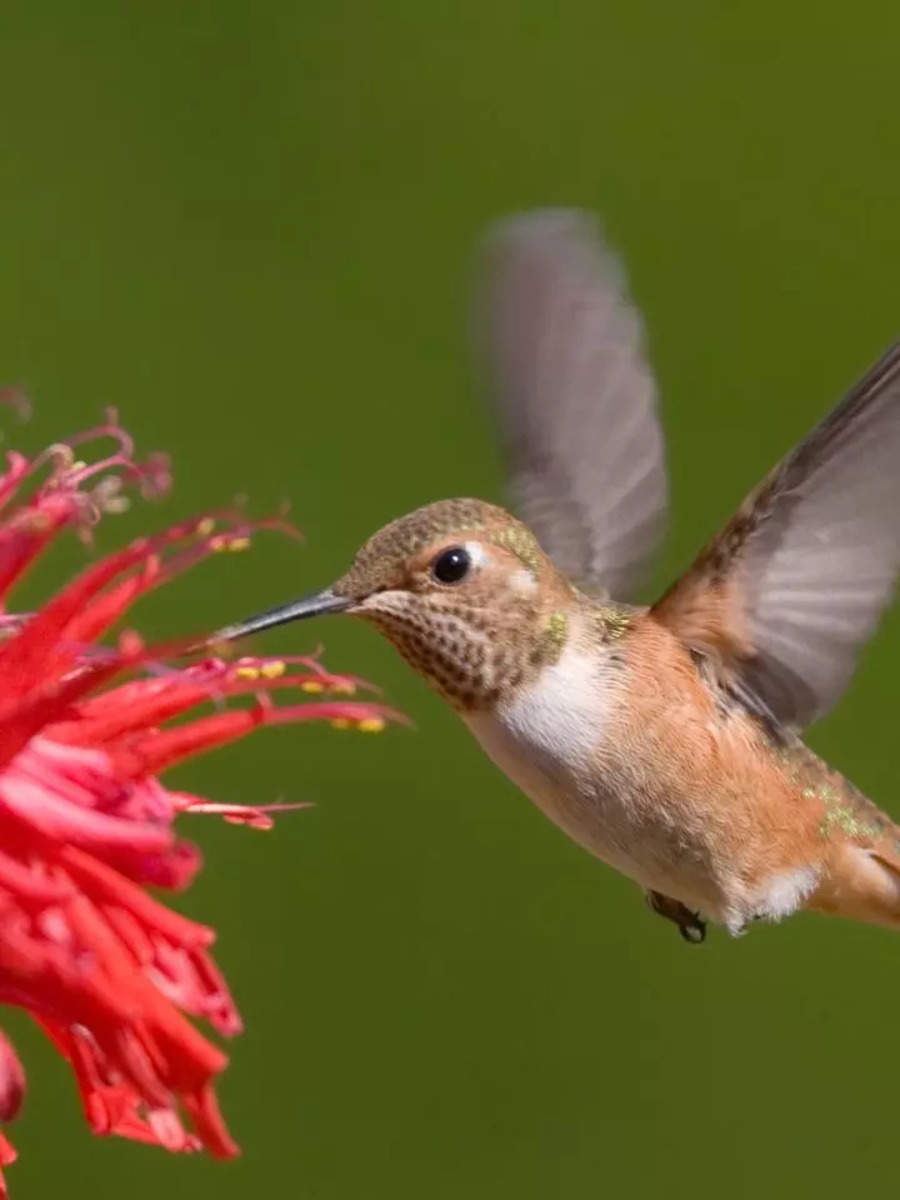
[0,411,393,1195]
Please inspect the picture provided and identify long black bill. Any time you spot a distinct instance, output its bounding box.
[209,587,351,645]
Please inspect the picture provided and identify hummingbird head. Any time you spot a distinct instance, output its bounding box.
[214,498,577,710]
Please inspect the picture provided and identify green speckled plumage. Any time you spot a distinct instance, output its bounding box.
[492,525,541,574]
[529,610,569,667]
[772,741,891,842]
[593,604,632,641]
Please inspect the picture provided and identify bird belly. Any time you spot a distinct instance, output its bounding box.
[462,639,824,929]
[463,642,683,897]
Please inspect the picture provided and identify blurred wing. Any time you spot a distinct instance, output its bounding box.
[653,343,900,729]
[474,210,668,599]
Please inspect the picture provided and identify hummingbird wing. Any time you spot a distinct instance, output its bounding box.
[652,342,900,729]
[475,209,668,600]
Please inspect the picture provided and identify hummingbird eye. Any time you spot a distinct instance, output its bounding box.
[431,546,471,585]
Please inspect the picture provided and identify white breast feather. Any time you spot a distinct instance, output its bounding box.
[464,640,613,835]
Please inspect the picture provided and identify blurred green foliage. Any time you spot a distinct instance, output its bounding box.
[1,3,899,1197]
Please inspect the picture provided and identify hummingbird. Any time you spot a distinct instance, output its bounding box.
[212,210,900,943]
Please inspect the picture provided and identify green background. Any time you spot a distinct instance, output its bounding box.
[2,4,899,1197]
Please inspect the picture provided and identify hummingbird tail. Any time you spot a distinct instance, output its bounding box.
[807,842,900,929]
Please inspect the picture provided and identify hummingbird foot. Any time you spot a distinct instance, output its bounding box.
[646,890,707,944]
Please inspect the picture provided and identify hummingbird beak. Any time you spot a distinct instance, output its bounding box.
[208,587,352,646]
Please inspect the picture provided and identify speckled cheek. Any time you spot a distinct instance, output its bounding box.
[356,604,488,709]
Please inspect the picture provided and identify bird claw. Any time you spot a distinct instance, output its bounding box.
[646,890,707,944]
[677,915,707,943]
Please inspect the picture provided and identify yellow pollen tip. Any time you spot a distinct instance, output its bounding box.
[196,517,216,537]
[357,717,385,733]
[70,460,87,473]
[234,665,260,680]
[330,718,351,730]
[331,681,356,695]
[301,680,325,693]
[227,536,251,552]
[260,660,286,679]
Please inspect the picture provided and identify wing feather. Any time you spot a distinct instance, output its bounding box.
[653,343,900,728]
[474,210,668,599]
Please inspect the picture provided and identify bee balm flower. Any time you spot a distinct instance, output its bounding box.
[0,413,392,1195]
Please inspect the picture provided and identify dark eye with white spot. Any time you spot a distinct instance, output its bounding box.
[431,546,471,585]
